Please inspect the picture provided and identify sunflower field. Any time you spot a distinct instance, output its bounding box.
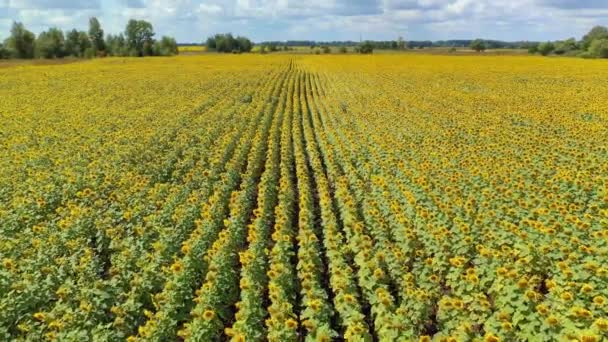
[1,54,607,342]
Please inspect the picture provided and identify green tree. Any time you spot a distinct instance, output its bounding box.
[589,39,608,58]
[125,19,155,56]
[206,34,253,53]
[527,43,539,54]
[322,46,331,54]
[216,33,234,52]
[538,42,555,56]
[65,29,91,57]
[35,27,65,58]
[554,38,578,55]
[236,36,253,52]
[106,34,127,56]
[359,41,374,54]
[88,17,105,54]
[397,36,406,50]
[155,36,178,56]
[5,22,35,58]
[470,39,486,52]
[0,43,9,59]
[582,26,608,50]
[339,46,348,53]
[206,36,217,49]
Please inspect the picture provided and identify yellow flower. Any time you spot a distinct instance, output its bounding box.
[593,296,605,306]
[48,320,64,330]
[2,258,15,270]
[517,278,529,289]
[344,294,355,303]
[285,318,298,329]
[373,268,385,279]
[484,333,500,342]
[496,267,508,276]
[170,261,183,273]
[309,299,322,311]
[33,312,46,321]
[561,292,573,301]
[202,309,215,321]
[580,335,599,342]
[595,318,608,331]
[546,316,559,326]
[581,284,593,293]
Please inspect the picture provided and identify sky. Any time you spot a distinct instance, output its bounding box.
[0,0,607,43]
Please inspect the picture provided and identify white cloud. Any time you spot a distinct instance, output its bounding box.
[0,0,606,42]
[198,3,222,15]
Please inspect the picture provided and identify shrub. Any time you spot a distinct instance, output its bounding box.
[0,43,9,59]
[538,42,555,56]
[84,47,96,59]
[359,41,374,54]
[470,39,486,52]
[589,39,608,58]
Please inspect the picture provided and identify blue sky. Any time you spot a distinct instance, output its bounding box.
[1,0,607,43]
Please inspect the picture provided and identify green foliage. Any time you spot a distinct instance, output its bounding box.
[88,17,105,54]
[65,29,91,57]
[527,43,539,54]
[538,42,555,56]
[397,36,407,50]
[35,27,66,59]
[322,46,331,54]
[240,94,253,103]
[152,36,178,56]
[105,34,127,56]
[0,43,9,59]
[125,19,155,57]
[470,39,486,52]
[2,18,175,60]
[205,34,253,53]
[554,38,578,55]
[339,46,348,54]
[5,22,35,59]
[589,38,608,58]
[358,41,374,54]
[581,25,608,50]
[84,47,96,59]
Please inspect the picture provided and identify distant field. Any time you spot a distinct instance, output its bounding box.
[178,45,207,54]
[1,54,607,341]
[256,46,530,56]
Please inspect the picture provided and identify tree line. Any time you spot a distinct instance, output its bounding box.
[467,26,608,58]
[0,18,178,59]
[257,38,535,50]
[529,26,608,58]
[205,34,253,53]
